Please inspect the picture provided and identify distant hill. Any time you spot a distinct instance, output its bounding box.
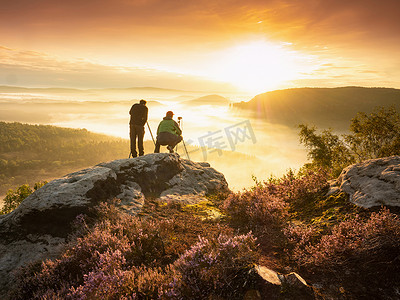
[183,94,230,105]
[233,87,400,130]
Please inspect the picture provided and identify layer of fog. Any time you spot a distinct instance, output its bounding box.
[0,90,308,190]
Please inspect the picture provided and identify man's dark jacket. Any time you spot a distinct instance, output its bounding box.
[129,103,148,126]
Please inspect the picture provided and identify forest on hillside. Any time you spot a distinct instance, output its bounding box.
[0,122,132,195]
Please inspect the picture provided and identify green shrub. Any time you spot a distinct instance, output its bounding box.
[1,181,47,214]
[299,106,400,177]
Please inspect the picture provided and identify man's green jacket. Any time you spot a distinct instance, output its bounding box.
[157,117,182,136]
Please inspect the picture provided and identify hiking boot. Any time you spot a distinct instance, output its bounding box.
[167,145,174,153]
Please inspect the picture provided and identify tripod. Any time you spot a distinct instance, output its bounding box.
[177,117,190,160]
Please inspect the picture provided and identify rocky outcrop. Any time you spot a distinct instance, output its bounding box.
[245,265,314,299]
[329,156,400,208]
[0,153,229,298]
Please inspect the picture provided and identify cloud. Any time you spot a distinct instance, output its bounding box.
[358,70,381,74]
[2,0,399,45]
[0,46,237,91]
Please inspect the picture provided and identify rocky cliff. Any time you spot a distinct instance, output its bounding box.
[0,153,229,297]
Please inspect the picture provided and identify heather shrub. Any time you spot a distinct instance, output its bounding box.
[282,208,400,299]
[264,168,329,204]
[223,169,329,264]
[10,202,256,299]
[71,233,259,300]
[10,203,169,299]
[283,223,317,258]
[121,266,178,299]
[224,169,328,230]
[141,199,234,263]
[293,208,400,267]
[68,249,128,299]
[223,186,289,229]
[68,258,177,299]
[172,232,259,299]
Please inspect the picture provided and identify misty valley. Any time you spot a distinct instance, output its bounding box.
[0,86,311,195]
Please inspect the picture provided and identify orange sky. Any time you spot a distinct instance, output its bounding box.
[1,0,399,94]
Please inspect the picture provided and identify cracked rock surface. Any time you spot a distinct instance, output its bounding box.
[329,156,400,208]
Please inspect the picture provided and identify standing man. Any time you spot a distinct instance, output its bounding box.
[129,99,148,157]
[154,111,182,153]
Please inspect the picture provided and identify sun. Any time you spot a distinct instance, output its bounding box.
[208,40,316,93]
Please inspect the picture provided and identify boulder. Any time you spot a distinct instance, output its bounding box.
[0,153,229,298]
[329,156,400,208]
[250,265,314,299]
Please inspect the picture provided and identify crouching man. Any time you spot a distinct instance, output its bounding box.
[154,111,182,153]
